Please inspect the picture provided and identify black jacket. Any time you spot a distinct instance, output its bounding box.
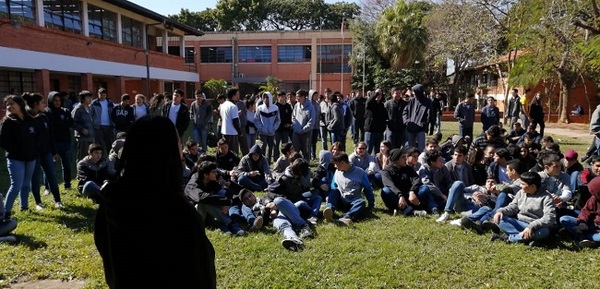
[350,97,366,121]
[0,115,40,161]
[45,92,74,144]
[161,102,190,137]
[381,164,422,198]
[111,104,135,132]
[276,102,293,132]
[364,94,388,133]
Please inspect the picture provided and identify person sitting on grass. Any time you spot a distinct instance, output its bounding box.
[490,171,556,245]
[570,155,600,210]
[227,188,264,233]
[559,176,600,248]
[445,146,475,187]
[538,152,574,220]
[240,189,314,251]
[235,144,272,191]
[323,152,375,226]
[267,158,322,225]
[487,148,513,185]
[381,148,439,217]
[312,150,336,200]
[185,161,245,236]
[0,192,17,243]
[272,142,295,179]
[349,141,382,189]
[77,143,109,201]
[416,150,455,221]
[183,139,201,171]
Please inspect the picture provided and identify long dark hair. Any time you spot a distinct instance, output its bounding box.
[3,94,30,121]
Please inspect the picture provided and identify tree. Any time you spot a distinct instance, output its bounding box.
[203,79,230,98]
[259,76,282,94]
[215,0,269,31]
[358,0,395,23]
[375,0,431,70]
[168,8,219,32]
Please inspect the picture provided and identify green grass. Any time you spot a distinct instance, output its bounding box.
[0,122,596,289]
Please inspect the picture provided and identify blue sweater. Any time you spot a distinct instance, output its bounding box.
[331,165,374,209]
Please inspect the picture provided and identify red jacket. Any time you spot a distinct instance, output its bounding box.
[577,184,600,232]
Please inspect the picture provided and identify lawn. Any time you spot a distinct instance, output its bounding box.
[0,121,596,289]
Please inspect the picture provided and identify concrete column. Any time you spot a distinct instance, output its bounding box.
[81,73,94,91]
[115,76,126,100]
[35,69,51,100]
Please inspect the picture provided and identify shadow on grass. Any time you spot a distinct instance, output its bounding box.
[12,234,49,250]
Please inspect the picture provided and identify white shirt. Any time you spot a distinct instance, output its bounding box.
[134,105,147,120]
[168,103,180,126]
[220,100,239,135]
[99,99,111,126]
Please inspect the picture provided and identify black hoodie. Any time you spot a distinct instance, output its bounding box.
[44,91,74,144]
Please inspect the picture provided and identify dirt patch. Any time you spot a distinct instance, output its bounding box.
[7,280,85,289]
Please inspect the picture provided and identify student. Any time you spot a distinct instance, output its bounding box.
[255,92,281,164]
[132,94,149,120]
[402,84,431,151]
[312,150,336,200]
[76,143,109,201]
[161,89,190,140]
[272,142,295,179]
[190,90,213,152]
[183,140,201,171]
[454,93,476,140]
[571,155,600,210]
[490,172,556,245]
[538,153,573,219]
[72,90,96,161]
[236,144,272,191]
[323,152,375,226]
[45,91,74,189]
[291,89,316,161]
[559,176,600,248]
[94,115,216,289]
[111,94,135,134]
[349,141,382,189]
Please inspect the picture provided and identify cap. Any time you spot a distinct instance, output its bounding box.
[564,149,578,161]
[412,84,425,98]
[98,87,107,94]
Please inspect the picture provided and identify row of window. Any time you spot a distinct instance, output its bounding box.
[198,45,351,73]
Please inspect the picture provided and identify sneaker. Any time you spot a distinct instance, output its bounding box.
[460,210,473,217]
[430,208,440,217]
[228,223,246,236]
[413,210,428,217]
[299,224,314,239]
[460,217,483,234]
[335,217,353,227]
[281,237,304,251]
[490,233,509,242]
[0,235,17,243]
[578,239,598,248]
[323,207,334,223]
[449,219,462,226]
[392,209,398,216]
[482,221,501,234]
[436,212,450,223]
[307,216,318,226]
[219,225,233,236]
[248,216,263,232]
[35,203,44,211]
[43,189,50,196]
[55,202,64,209]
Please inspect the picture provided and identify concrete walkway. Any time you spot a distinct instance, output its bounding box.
[544,123,593,142]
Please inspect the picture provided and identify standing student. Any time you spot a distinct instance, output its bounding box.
[190,90,213,152]
[45,91,74,189]
[91,87,115,154]
[72,90,96,161]
[255,92,280,163]
[291,89,316,161]
[274,91,293,159]
[454,93,476,140]
[161,89,190,140]
[111,94,135,134]
[403,84,431,152]
[529,92,545,137]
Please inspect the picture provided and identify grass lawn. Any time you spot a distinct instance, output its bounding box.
[0,121,596,289]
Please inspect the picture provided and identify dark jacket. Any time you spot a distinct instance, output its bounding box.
[276,102,293,132]
[454,101,475,128]
[45,91,74,144]
[236,144,270,183]
[349,97,366,121]
[76,156,109,193]
[327,102,345,131]
[445,160,475,187]
[364,94,388,133]
[267,168,310,203]
[161,101,190,137]
[91,98,115,128]
[481,105,500,131]
[529,101,544,121]
[381,164,422,198]
[0,115,40,161]
[384,98,407,131]
[32,111,55,155]
[577,185,600,233]
[402,95,431,133]
[216,150,240,172]
[72,104,96,142]
[111,104,135,132]
[190,100,213,127]
[185,173,230,206]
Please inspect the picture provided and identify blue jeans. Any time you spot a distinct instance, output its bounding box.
[4,158,36,212]
[273,197,307,239]
[365,131,383,155]
[329,129,344,150]
[305,193,322,218]
[319,126,329,151]
[559,215,600,242]
[274,130,290,160]
[260,134,276,164]
[82,181,101,200]
[381,185,435,211]
[292,132,312,161]
[246,133,257,148]
[386,128,405,149]
[191,125,208,152]
[406,131,426,152]
[230,204,256,226]
[326,190,367,220]
[32,152,61,204]
[54,142,73,187]
[498,216,551,243]
[237,175,268,191]
[444,181,479,213]
[459,125,473,140]
[197,202,232,226]
[468,192,511,223]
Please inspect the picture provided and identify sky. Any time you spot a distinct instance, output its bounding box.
[129,0,359,17]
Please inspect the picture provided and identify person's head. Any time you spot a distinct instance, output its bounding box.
[485,177,497,190]
[425,138,439,152]
[405,147,420,167]
[310,90,319,102]
[523,132,536,145]
[246,99,256,111]
[277,91,286,103]
[287,92,296,104]
[324,88,332,97]
[520,171,542,195]
[48,91,62,109]
[331,141,343,156]
[281,142,295,157]
[453,146,468,165]
[512,122,522,131]
[79,90,93,106]
[121,94,131,106]
[185,139,199,155]
[22,92,44,113]
[328,93,338,104]
[296,89,308,105]
[527,124,537,133]
[117,115,184,193]
[389,148,406,167]
[262,92,272,107]
[542,153,562,176]
[390,87,402,100]
[534,92,542,101]
[563,149,578,165]
[590,155,600,176]
[198,161,218,182]
[135,94,146,106]
[485,125,501,140]
[486,96,496,107]
[88,143,103,162]
[493,148,511,164]
[425,150,443,169]
[484,145,496,160]
[172,89,184,105]
[217,138,229,154]
[290,158,309,178]
[216,94,226,104]
[249,144,263,161]
[239,189,257,207]
[4,95,27,118]
[465,93,476,104]
[512,88,519,96]
[379,140,392,156]
[289,152,303,163]
[506,159,526,180]
[98,87,107,100]
[332,152,351,172]
[226,87,239,102]
[354,141,367,156]
[194,89,204,102]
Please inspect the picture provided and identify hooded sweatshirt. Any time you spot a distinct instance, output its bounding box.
[291,98,316,135]
[255,92,281,136]
[267,167,310,203]
[309,90,321,130]
[326,101,345,131]
[236,144,271,183]
[402,84,431,133]
[331,165,375,210]
[577,179,600,232]
[312,150,335,190]
[45,91,74,144]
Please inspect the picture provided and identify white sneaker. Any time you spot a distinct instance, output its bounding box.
[460,210,473,217]
[35,204,44,211]
[0,235,17,243]
[43,189,50,196]
[323,207,334,223]
[281,237,304,251]
[307,216,318,226]
[436,212,450,223]
[55,202,64,209]
[449,219,462,226]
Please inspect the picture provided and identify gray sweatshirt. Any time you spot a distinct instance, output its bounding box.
[497,190,556,231]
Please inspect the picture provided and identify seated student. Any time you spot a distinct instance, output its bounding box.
[77,143,109,201]
[439,135,464,163]
[183,139,201,171]
[240,189,313,251]
[0,192,17,243]
[267,158,322,225]
[323,152,375,226]
[330,141,344,156]
[381,148,439,216]
[236,144,272,191]
[559,177,600,248]
[185,161,245,236]
[468,125,506,159]
[215,138,240,174]
[349,141,382,188]
[508,122,526,144]
[571,104,584,116]
[517,143,537,171]
[312,150,336,199]
[469,147,488,186]
[416,138,440,170]
[571,155,600,210]
[416,150,458,221]
[490,171,556,245]
[107,132,126,177]
[563,149,584,177]
[272,142,295,179]
[459,160,526,234]
[445,146,475,187]
[375,140,393,171]
[487,148,512,185]
[405,147,421,172]
[538,153,574,219]
[520,132,542,156]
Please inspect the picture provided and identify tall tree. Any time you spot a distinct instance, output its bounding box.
[358,0,395,23]
[215,0,269,31]
[168,8,218,32]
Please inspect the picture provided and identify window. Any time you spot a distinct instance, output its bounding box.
[0,0,36,23]
[317,45,352,73]
[88,4,117,42]
[0,70,36,101]
[278,45,311,62]
[43,0,81,34]
[238,46,271,63]
[68,75,81,94]
[122,15,143,48]
[200,47,232,63]
[185,47,195,63]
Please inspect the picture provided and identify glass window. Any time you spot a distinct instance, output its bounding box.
[200,47,232,63]
[185,47,195,63]
[88,4,117,42]
[122,15,143,48]
[238,46,271,63]
[1,0,36,23]
[278,45,311,62]
[43,0,81,34]
[317,45,352,73]
[0,70,36,102]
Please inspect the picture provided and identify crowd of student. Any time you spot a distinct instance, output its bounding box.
[1,84,599,252]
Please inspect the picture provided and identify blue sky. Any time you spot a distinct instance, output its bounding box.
[129,0,359,17]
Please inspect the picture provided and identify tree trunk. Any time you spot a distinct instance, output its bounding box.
[557,74,570,123]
